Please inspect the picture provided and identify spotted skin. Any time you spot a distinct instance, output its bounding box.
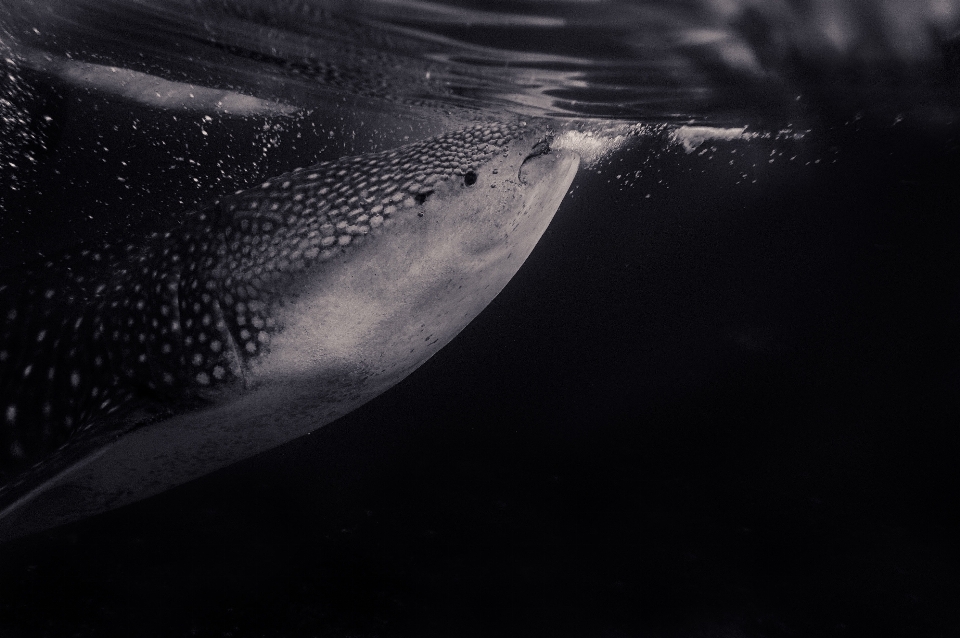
[0,121,533,475]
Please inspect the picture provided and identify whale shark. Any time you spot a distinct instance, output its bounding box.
[0,120,580,542]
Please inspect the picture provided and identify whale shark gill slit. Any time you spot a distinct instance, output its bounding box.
[0,121,580,541]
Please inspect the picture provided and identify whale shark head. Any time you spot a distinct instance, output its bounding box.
[248,121,579,386]
[0,120,579,541]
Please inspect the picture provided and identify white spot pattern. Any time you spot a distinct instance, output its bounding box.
[0,122,529,467]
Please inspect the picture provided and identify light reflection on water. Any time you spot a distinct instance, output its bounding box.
[4,0,960,122]
[3,0,958,264]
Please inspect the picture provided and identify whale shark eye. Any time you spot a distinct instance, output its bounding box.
[463,171,477,186]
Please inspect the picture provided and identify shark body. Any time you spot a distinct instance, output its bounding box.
[0,121,580,541]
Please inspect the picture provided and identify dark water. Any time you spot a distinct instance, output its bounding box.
[1,1,959,636]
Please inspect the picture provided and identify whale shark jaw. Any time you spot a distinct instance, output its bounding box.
[0,122,580,542]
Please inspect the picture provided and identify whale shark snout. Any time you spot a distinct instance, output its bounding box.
[0,121,580,541]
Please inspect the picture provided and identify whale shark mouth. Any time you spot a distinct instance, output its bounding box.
[519,134,554,183]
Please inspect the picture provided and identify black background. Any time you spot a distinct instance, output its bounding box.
[1,114,958,637]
